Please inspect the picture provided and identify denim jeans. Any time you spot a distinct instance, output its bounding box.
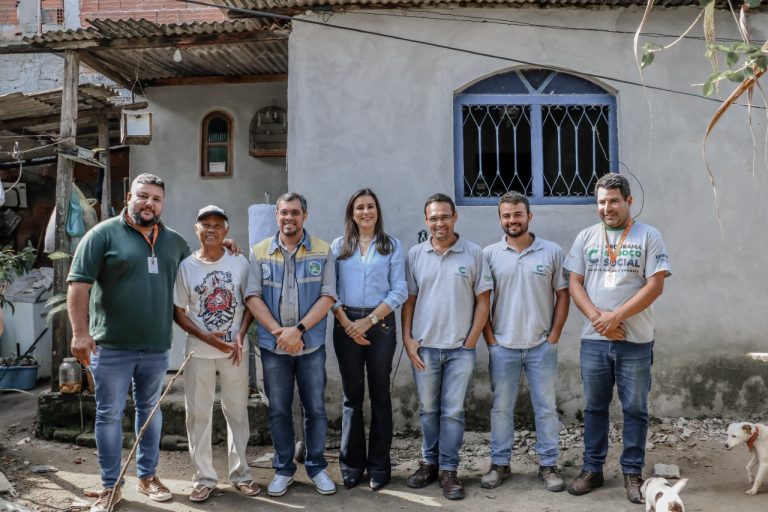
[488,341,560,466]
[412,346,476,471]
[580,339,653,474]
[90,346,169,488]
[333,308,396,481]
[261,346,328,478]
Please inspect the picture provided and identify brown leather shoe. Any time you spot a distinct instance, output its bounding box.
[438,470,464,500]
[538,465,566,492]
[623,473,645,504]
[137,475,172,502]
[480,464,511,489]
[566,470,604,496]
[406,462,438,489]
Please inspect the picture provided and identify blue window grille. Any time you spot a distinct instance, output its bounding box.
[454,69,618,205]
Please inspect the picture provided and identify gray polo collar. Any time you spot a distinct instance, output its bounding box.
[502,233,541,256]
[426,234,465,254]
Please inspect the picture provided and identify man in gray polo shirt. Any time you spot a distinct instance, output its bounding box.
[564,173,671,505]
[480,192,569,492]
[402,193,492,500]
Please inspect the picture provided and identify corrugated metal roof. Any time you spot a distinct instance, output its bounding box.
[0,84,118,121]
[24,17,287,45]
[215,0,722,11]
[12,18,289,88]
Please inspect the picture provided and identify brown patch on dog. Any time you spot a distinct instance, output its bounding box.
[670,503,683,512]
[655,491,664,503]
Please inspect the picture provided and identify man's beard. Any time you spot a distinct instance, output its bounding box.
[504,225,528,238]
[131,211,160,227]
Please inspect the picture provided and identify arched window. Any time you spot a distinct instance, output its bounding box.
[454,68,618,205]
[201,111,233,178]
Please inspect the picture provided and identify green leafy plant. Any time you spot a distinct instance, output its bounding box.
[0,243,37,312]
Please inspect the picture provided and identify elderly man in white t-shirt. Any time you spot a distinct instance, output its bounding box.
[564,174,671,505]
[173,205,260,503]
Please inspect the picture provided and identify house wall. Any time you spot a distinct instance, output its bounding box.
[287,6,768,428]
[128,82,288,366]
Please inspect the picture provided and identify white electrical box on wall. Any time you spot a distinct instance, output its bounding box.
[4,183,28,208]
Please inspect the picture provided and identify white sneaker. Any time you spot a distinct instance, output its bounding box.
[267,474,294,497]
[311,470,337,495]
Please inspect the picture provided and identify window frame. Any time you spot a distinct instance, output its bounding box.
[201,110,234,179]
[454,73,619,206]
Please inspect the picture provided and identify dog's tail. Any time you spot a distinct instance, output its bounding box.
[671,478,688,493]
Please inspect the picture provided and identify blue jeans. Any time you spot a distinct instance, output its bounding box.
[412,346,476,471]
[580,339,653,474]
[488,341,560,466]
[90,346,169,488]
[261,346,328,478]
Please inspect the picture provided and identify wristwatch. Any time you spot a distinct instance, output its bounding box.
[368,313,379,325]
[296,322,307,333]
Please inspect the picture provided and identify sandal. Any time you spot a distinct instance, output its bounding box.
[235,480,261,497]
[189,484,214,503]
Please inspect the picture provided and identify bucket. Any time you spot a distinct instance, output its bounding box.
[0,365,39,390]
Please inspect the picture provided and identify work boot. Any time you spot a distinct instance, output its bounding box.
[438,470,464,500]
[566,470,604,496]
[406,462,438,488]
[538,465,566,492]
[623,473,645,504]
[480,464,511,489]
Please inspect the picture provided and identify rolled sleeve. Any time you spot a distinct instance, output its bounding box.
[67,230,105,284]
[564,232,586,275]
[645,228,672,278]
[173,265,190,310]
[473,249,494,296]
[384,239,408,310]
[406,250,419,296]
[320,248,337,301]
[552,248,569,291]
[244,252,263,299]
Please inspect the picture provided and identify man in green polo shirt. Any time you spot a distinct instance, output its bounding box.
[68,173,190,512]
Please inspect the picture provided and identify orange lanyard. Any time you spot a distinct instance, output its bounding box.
[141,225,159,257]
[603,219,632,269]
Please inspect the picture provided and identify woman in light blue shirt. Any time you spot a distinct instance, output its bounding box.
[331,188,407,492]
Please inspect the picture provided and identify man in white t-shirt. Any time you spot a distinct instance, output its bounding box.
[173,205,260,503]
[564,174,671,505]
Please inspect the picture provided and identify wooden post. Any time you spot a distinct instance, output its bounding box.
[98,113,111,220]
[52,50,79,391]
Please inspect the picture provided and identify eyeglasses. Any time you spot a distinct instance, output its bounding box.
[427,214,453,224]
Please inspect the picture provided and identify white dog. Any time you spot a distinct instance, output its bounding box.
[725,421,768,495]
[640,477,687,512]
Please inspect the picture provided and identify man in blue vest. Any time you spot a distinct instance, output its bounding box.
[245,192,337,497]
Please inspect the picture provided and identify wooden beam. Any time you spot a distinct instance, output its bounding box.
[0,105,146,132]
[145,73,287,87]
[78,52,136,91]
[98,114,111,220]
[52,50,79,391]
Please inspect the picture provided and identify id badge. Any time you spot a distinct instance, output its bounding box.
[604,271,616,289]
[148,256,159,274]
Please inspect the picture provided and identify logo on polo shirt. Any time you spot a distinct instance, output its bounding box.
[308,261,322,276]
[456,266,468,278]
[261,263,271,280]
[532,264,547,277]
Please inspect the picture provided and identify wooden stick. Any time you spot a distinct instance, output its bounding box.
[106,351,194,511]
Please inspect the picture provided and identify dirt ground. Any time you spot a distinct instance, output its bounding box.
[1,386,766,512]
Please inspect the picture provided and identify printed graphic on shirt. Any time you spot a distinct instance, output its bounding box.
[262,263,271,279]
[586,244,643,274]
[308,260,322,276]
[194,270,237,342]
